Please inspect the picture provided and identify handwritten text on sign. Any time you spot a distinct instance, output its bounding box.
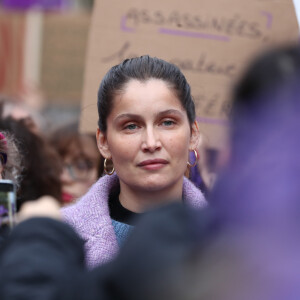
[123,9,274,42]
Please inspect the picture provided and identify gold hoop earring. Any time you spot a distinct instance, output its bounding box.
[104,158,115,175]
[187,149,198,168]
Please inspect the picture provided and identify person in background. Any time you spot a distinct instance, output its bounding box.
[0,131,22,242]
[49,122,104,205]
[62,55,206,268]
[0,117,62,209]
[0,131,22,186]
[0,133,7,179]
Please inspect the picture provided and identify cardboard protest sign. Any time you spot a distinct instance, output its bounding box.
[40,13,90,104]
[80,0,299,148]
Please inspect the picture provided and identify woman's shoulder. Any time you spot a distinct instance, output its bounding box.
[183,177,207,209]
[61,174,120,234]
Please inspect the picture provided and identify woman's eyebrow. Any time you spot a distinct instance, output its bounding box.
[114,113,143,122]
[156,109,184,118]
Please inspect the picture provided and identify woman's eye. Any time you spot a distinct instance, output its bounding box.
[162,120,175,126]
[124,123,138,130]
[75,160,94,171]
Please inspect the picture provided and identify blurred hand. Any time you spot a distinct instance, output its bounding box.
[18,196,61,222]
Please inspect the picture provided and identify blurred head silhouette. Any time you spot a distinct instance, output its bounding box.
[212,45,300,226]
[194,44,300,300]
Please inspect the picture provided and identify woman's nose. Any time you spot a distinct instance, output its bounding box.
[60,166,73,184]
[141,127,162,152]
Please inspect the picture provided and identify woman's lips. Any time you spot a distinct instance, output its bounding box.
[137,159,168,170]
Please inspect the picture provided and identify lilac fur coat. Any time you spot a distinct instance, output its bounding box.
[61,173,206,268]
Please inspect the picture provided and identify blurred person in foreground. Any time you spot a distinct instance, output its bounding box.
[2,45,300,300]
[49,122,104,205]
[183,44,300,300]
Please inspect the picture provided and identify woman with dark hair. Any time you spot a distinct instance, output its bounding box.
[0,117,62,209]
[62,55,206,268]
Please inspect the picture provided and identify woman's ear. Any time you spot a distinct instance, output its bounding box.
[96,128,112,159]
[189,121,200,151]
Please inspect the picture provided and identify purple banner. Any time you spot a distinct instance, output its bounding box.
[2,0,70,10]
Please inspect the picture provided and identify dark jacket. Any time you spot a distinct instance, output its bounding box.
[0,204,211,300]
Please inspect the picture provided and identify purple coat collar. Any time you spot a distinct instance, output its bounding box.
[62,174,206,268]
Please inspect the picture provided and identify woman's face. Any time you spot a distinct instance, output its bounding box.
[60,136,100,203]
[97,79,199,194]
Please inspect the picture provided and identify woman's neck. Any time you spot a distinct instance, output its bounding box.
[118,179,184,213]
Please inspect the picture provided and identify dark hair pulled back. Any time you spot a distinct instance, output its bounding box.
[97,55,195,132]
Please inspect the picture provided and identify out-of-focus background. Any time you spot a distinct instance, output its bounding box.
[0,0,94,133]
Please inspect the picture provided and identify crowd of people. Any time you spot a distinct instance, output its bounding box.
[0,44,299,299]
